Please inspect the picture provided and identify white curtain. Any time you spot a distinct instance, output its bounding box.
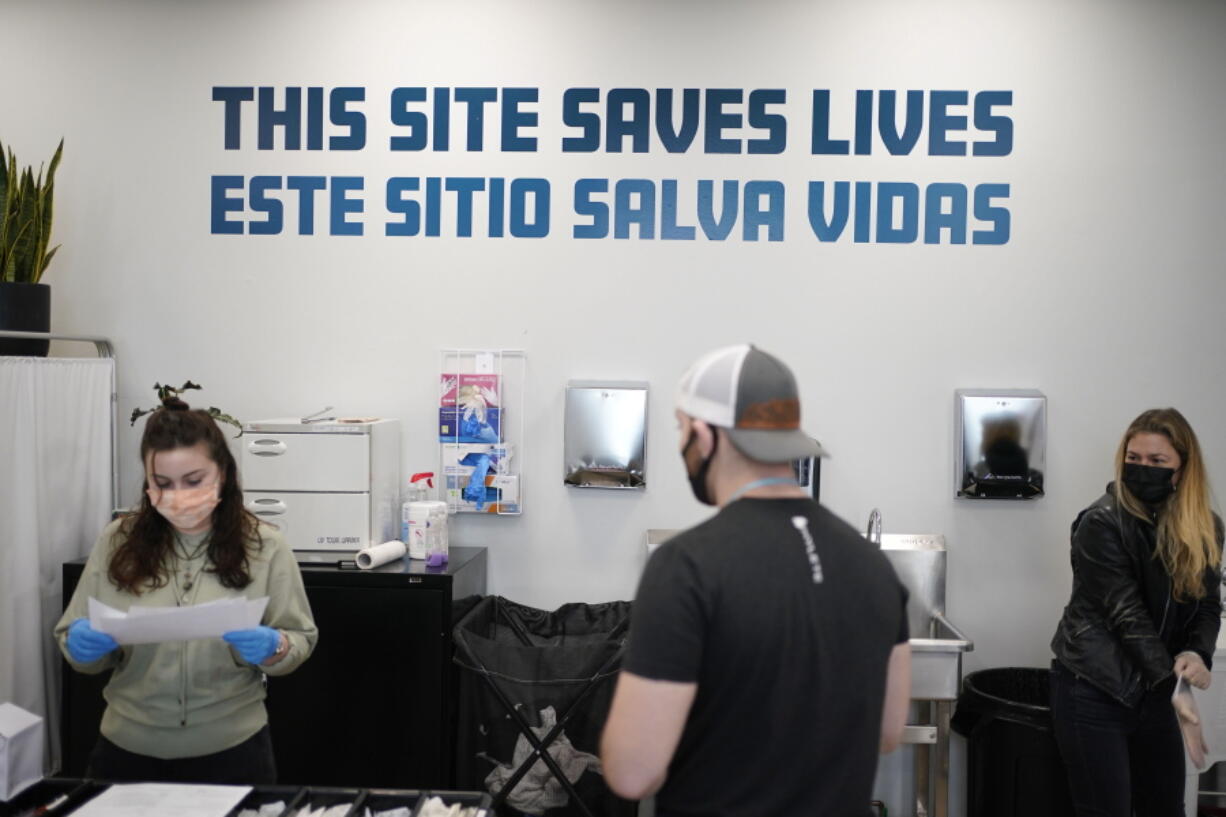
[0,358,114,772]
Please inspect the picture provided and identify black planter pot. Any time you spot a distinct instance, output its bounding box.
[0,281,51,356]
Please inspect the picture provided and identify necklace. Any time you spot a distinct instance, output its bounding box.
[180,562,202,592]
[725,476,800,505]
[172,537,210,604]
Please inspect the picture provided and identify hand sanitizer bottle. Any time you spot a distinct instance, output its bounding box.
[402,473,434,559]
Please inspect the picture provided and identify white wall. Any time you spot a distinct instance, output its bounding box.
[8,0,1226,810]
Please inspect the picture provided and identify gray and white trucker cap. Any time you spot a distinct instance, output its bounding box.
[675,344,827,463]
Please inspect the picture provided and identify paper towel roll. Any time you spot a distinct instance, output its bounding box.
[355,540,407,570]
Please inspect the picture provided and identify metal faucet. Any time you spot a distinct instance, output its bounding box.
[866,508,882,546]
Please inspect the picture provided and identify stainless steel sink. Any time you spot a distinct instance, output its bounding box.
[876,532,973,817]
[911,611,974,700]
[878,533,974,700]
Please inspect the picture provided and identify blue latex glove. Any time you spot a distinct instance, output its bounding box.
[222,626,281,665]
[459,413,500,443]
[67,618,119,664]
[462,454,493,509]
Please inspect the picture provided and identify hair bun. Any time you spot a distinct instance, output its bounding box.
[161,396,191,411]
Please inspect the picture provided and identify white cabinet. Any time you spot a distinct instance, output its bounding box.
[240,418,400,552]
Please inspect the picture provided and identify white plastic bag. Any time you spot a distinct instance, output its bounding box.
[1172,675,1210,771]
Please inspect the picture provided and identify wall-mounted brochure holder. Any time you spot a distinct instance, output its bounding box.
[563,380,647,489]
[439,349,525,515]
[955,388,1046,499]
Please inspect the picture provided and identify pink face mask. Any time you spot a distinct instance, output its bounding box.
[147,481,221,531]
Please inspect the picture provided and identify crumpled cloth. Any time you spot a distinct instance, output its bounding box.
[414,797,479,817]
[365,807,412,817]
[483,705,602,813]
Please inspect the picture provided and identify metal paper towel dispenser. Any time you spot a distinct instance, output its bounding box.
[955,389,1046,499]
[564,381,647,489]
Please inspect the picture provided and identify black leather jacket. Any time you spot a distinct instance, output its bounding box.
[1051,486,1223,707]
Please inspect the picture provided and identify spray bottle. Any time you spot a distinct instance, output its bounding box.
[402,472,434,559]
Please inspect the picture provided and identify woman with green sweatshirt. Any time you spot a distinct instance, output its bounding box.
[54,396,318,784]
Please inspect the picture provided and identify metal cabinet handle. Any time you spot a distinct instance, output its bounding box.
[245,498,287,516]
[247,439,287,457]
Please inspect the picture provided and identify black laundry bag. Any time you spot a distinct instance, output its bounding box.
[453,596,636,817]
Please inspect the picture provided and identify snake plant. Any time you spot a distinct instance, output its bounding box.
[0,138,63,284]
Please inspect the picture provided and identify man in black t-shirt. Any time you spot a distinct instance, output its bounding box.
[600,344,911,817]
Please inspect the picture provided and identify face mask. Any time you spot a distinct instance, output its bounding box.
[148,481,221,531]
[1121,463,1177,504]
[682,429,718,506]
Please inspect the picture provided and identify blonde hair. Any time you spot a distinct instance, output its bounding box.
[1113,408,1220,600]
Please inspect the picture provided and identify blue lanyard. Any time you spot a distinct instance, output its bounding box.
[726,476,799,505]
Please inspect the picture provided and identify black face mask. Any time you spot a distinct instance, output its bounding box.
[1122,462,1177,504]
[682,429,718,506]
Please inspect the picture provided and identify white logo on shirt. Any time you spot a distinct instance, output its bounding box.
[791,516,824,584]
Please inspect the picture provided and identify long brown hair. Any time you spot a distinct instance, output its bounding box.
[109,397,261,593]
[1113,408,1220,601]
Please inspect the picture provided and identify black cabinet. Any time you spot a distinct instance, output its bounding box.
[60,547,486,789]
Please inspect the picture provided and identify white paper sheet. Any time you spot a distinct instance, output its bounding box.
[69,783,251,817]
[89,596,269,645]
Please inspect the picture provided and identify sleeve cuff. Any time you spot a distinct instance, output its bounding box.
[1178,649,1213,670]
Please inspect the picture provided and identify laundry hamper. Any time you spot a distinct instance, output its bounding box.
[452,597,636,817]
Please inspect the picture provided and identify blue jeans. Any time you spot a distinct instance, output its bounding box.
[1050,660,1184,817]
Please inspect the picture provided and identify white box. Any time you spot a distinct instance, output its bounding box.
[440,373,501,407]
[440,443,514,477]
[0,702,43,801]
[241,418,400,552]
[444,474,520,513]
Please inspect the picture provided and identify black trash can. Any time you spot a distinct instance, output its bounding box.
[951,667,1074,817]
[452,596,636,817]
